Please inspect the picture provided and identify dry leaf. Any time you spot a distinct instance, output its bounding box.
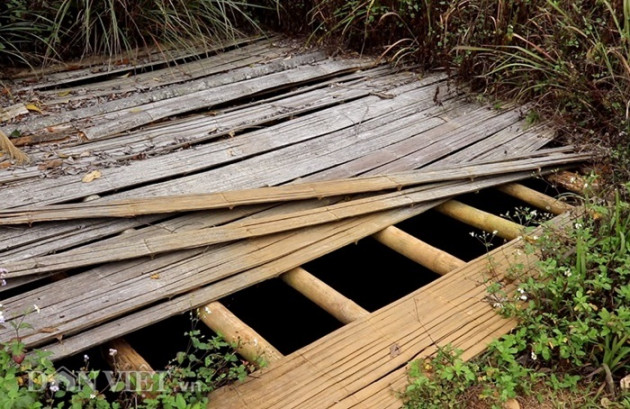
[25,103,43,114]
[40,327,59,334]
[38,159,63,170]
[150,274,160,280]
[82,170,102,183]
[57,90,71,97]
[129,107,143,113]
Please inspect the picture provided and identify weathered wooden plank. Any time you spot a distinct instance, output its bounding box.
[3,50,329,136]
[0,104,29,122]
[0,84,451,261]
[0,79,451,209]
[0,153,588,226]
[0,67,404,186]
[82,58,377,139]
[12,36,263,88]
[39,41,290,103]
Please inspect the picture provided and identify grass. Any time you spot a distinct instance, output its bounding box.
[301,0,630,151]
[403,183,630,408]
[0,0,277,67]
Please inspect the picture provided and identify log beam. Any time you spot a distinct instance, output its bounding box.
[198,301,283,365]
[435,200,524,240]
[280,267,369,324]
[372,226,465,275]
[497,183,573,215]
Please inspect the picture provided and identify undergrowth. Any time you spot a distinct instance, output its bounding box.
[403,183,630,408]
[0,312,255,408]
[0,0,276,66]
[302,0,630,148]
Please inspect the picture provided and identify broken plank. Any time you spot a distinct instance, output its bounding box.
[0,153,589,225]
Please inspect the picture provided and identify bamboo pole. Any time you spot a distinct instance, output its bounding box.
[496,183,573,215]
[198,301,283,365]
[372,226,465,276]
[280,267,369,324]
[106,338,155,397]
[107,338,154,372]
[435,200,524,240]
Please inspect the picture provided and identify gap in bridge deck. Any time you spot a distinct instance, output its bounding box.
[220,280,343,355]
[303,237,439,312]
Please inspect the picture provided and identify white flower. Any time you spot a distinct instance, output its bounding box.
[49,383,59,392]
[0,279,6,287]
[517,288,525,294]
[564,270,572,277]
[530,351,537,361]
[492,230,499,235]
[90,393,96,399]
[33,304,40,314]
[83,354,90,361]
[520,294,528,301]
[469,231,475,237]
[574,223,583,229]
[108,348,118,357]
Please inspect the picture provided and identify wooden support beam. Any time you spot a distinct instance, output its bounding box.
[497,183,573,215]
[198,301,283,365]
[107,338,154,372]
[435,200,524,240]
[372,226,465,275]
[105,338,155,397]
[280,267,369,324]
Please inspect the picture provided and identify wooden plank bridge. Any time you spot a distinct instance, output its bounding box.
[0,36,586,407]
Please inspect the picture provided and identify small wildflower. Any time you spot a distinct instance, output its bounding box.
[492,230,498,235]
[33,304,40,314]
[204,306,211,314]
[564,270,572,277]
[530,351,537,361]
[83,354,90,362]
[90,393,96,399]
[520,294,528,301]
[49,383,59,393]
[517,288,525,294]
[574,223,583,229]
[469,231,475,237]
[108,348,118,357]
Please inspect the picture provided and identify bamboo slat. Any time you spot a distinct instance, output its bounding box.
[1,167,568,277]
[199,302,283,365]
[280,267,369,324]
[0,153,587,225]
